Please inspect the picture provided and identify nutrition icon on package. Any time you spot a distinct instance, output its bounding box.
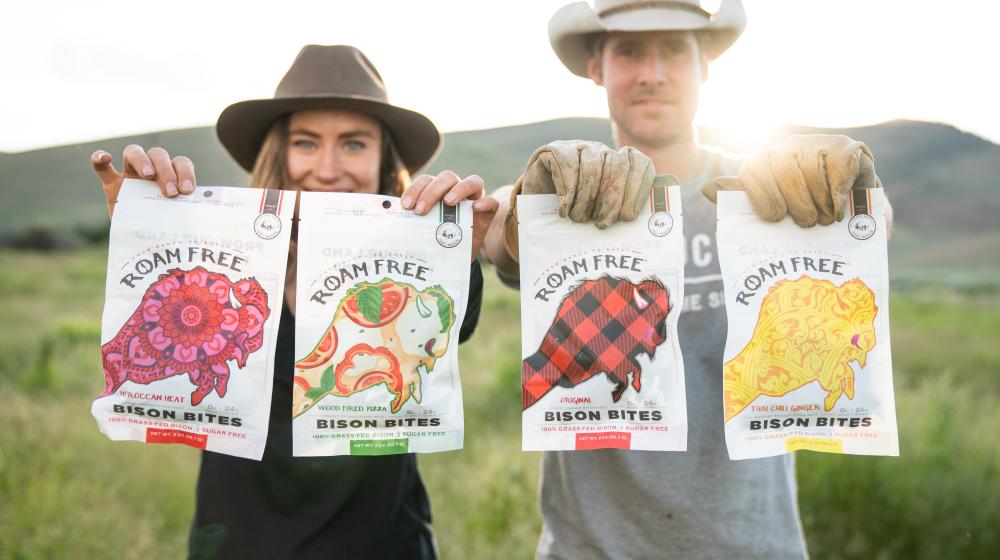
[100,266,271,406]
[522,275,671,409]
[293,278,456,416]
[723,276,878,421]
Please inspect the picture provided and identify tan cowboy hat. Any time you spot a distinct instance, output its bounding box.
[217,45,441,173]
[549,0,747,77]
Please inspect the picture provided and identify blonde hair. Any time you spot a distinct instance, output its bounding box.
[248,114,411,196]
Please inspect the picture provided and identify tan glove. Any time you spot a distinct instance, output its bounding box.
[702,134,882,227]
[503,141,655,261]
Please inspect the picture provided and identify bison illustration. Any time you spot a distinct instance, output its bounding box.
[293,279,455,417]
[100,266,270,405]
[723,276,878,421]
[522,275,671,410]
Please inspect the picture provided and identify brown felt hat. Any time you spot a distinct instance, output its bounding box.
[217,45,441,173]
[549,0,747,78]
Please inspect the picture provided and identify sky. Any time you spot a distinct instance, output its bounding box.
[3,0,998,152]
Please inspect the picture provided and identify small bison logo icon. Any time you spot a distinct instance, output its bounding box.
[522,276,671,410]
[100,267,270,405]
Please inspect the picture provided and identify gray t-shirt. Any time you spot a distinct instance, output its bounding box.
[535,150,808,559]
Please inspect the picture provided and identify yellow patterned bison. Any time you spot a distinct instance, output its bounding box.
[723,276,877,421]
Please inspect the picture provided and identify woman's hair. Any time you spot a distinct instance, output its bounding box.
[248,114,411,196]
[248,116,290,191]
[378,130,411,197]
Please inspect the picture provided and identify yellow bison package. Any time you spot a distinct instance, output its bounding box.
[717,190,898,460]
[292,193,471,456]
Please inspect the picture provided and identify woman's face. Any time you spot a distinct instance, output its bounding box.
[286,109,383,194]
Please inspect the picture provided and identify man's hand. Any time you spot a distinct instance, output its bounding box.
[701,135,881,227]
[503,140,655,261]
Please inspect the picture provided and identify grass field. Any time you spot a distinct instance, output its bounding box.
[1,248,998,559]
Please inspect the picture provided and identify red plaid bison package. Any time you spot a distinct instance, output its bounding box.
[93,180,293,460]
[518,179,687,451]
[292,193,471,456]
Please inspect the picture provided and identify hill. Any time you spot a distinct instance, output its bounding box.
[2,118,998,277]
[0,119,616,237]
[0,129,248,236]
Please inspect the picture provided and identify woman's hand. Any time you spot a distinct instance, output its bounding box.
[91,145,197,218]
[400,171,498,263]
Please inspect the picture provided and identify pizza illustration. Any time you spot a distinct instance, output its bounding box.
[293,279,455,416]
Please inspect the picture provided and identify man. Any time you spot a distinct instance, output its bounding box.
[483,1,885,557]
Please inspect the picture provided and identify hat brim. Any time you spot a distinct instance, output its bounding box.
[549,1,747,78]
[216,95,441,174]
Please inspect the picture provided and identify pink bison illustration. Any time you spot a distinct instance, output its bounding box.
[522,276,671,410]
[100,266,270,405]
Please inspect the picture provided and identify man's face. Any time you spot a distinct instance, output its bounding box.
[588,30,707,148]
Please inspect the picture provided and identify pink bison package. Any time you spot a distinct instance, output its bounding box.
[717,189,899,460]
[517,178,687,452]
[93,179,294,460]
[292,193,471,456]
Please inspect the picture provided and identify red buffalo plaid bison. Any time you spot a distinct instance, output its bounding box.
[522,275,670,410]
[100,266,270,405]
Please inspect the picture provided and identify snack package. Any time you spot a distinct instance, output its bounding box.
[518,178,687,452]
[93,180,294,460]
[717,189,898,459]
[292,193,471,456]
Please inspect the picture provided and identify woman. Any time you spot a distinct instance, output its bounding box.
[91,45,496,559]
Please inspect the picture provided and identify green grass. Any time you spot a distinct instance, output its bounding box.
[889,287,1000,395]
[799,373,1000,558]
[422,275,542,558]
[0,248,199,559]
[0,250,107,394]
[1,248,998,558]
[0,390,198,559]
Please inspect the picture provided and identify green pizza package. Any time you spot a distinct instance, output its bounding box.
[292,193,471,456]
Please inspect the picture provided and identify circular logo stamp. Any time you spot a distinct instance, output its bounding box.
[848,214,876,240]
[435,222,462,248]
[253,214,282,240]
[648,211,673,237]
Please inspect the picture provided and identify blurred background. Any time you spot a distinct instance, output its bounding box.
[2,1,998,558]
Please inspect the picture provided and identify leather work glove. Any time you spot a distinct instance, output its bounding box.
[503,140,655,261]
[701,134,882,227]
